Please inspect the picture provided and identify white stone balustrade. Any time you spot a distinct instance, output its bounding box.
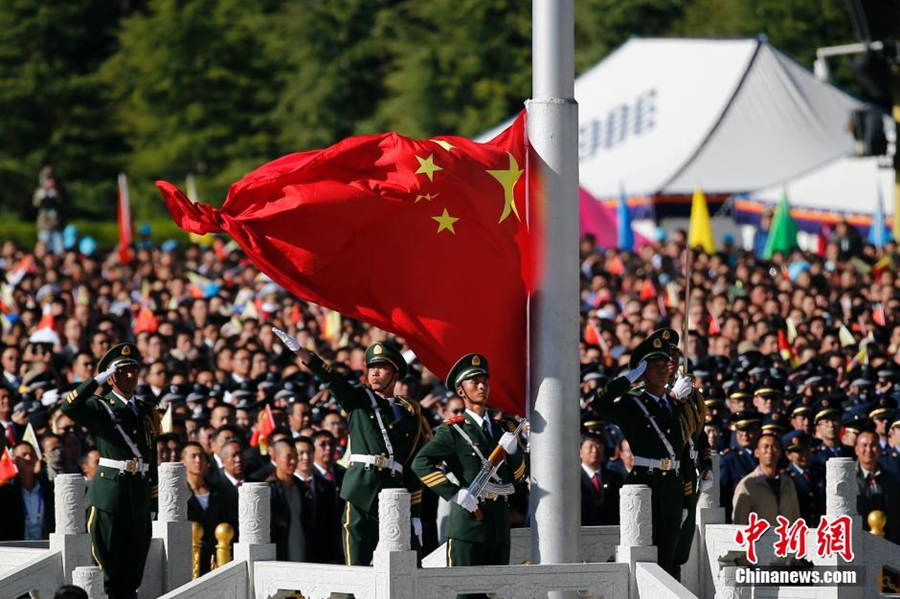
[73,565,108,599]
[49,473,92,584]
[233,482,276,594]
[148,462,192,596]
[616,484,659,599]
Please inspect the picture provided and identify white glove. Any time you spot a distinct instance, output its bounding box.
[95,365,118,385]
[272,327,300,351]
[452,487,479,513]
[699,470,714,493]
[624,360,647,383]
[681,509,689,526]
[499,432,518,455]
[672,374,693,400]
[411,517,423,546]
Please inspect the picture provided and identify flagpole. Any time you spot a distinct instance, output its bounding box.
[528,0,580,575]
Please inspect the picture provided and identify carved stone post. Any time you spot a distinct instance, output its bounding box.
[150,463,192,594]
[49,474,92,584]
[815,458,864,599]
[691,453,726,599]
[73,565,108,599]
[373,489,417,599]
[826,458,858,518]
[616,484,657,599]
[233,482,276,595]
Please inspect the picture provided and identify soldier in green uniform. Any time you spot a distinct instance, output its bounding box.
[412,353,525,599]
[60,343,160,599]
[590,332,687,576]
[273,328,430,566]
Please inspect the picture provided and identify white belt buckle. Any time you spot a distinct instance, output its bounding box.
[374,455,387,470]
[660,458,672,471]
[125,458,138,474]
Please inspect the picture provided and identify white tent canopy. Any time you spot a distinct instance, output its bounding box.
[575,37,871,197]
[752,155,895,217]
[483,37,874,200]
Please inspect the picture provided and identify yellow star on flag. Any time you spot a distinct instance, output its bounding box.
[486,152,523,223]
[432,139,456,152]
[415,154,443,182]
[432,209,459,235]
[415,192,439,204]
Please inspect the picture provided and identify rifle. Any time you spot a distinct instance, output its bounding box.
[469,417,528,521]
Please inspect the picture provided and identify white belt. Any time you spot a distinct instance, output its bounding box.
[349,453,403,475]
[99,457,149,474]
[633,456,680,472]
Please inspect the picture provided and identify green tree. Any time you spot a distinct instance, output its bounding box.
[575,0,689,74]
[265,0,399,150]
[369,0,532,138]
[0,0,131,218]
[100,0,285,215]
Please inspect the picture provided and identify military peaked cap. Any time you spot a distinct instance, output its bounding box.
[446,353,490,389]
[365,342,408,379]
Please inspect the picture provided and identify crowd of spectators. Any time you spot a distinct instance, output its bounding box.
[0,218,897,564]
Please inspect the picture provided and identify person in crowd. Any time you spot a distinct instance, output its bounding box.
[732,432,800,525]
[293,435,341,563]
[0,441,55,540]
[855,430,900,543]
[579,431,623,526]
[182,442,232,574]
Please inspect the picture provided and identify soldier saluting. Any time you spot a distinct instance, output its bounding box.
[60,343,159,599]
[412,353,525,599]
[273,328,430,566]
[590,332,687,577]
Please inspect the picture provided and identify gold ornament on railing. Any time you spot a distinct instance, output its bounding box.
[191,522,203,580]
[868,510,887,538]
[214,522,235,568]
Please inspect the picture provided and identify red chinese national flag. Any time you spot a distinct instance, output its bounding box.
[159,113,534,415]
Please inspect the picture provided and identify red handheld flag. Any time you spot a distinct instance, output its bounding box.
[0,447,17,484]
[159,114,533,415]
[117,174,134,264]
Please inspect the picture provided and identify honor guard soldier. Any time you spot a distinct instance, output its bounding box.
[60,343,159,599]
[656,333,714,582]
[591,332,687,576]
[273,328,430,566]
[412,353,525,599]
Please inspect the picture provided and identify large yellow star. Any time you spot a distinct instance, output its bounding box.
[415,154,443,182]
[486,152,523,223]
[415,192,439,203]
[432,139,456,152]
[432,209,459,235]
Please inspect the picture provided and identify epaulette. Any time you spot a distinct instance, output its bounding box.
[444,415,465,425]
[721,447,732,455]
[627,388,643,397]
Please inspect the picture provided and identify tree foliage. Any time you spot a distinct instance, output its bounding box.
[0,0,870,220]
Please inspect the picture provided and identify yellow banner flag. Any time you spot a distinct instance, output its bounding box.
[689,187,715,254]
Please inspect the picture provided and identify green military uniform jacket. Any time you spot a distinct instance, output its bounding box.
[306,354,429,515]
[61,378,160,515]
[412,411,526,544]
[592,377,686,514]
